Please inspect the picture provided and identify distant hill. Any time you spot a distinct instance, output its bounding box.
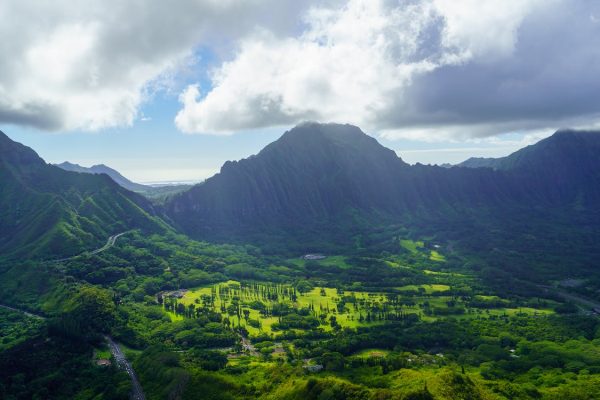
[459,130,600,173]
[55,161,149,192]
[457,157,501,169]
[0,131,165,259]
[55,161,192,202]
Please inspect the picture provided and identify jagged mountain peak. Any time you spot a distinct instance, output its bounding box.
[266,122,404,161]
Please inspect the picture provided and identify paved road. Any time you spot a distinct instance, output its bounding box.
[105,336,146,400]
[90,232,129,255]
[0,306,144,399]
[0,304,45,319]
[50,231,131,263]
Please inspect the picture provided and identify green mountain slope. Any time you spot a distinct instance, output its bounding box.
[0,130,166,260]
[457,130,600,206]
[164,124,600,269]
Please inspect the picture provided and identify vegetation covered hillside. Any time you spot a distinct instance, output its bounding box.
[165,124,600,281]
[2,126,600,400]
[0,131,166,260]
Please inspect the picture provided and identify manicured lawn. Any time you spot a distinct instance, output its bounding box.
[161,278,553,338]
[164,282,389,336]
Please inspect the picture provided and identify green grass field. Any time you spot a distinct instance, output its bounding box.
[287,255,354,270]
[164,282,393,336]
[162,279,554,338]
[352,348,391,358]
[396,284,451,293]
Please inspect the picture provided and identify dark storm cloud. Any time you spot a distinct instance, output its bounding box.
[0,101,63,131]
[388,0,600,137]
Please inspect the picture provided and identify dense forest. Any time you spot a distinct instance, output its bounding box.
[2,227,599,399]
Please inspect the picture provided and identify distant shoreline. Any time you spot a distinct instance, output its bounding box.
[140,180,202,187]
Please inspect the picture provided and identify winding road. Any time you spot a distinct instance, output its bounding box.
[50,231,131,263]
[90,232,129,255]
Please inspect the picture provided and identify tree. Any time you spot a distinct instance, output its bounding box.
[62,286,117,338]
[321,352,345,371]
[296,280,313,295]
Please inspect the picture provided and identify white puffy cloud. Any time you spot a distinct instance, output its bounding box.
[3,0,599,139]
[432,0,546,60]
[177,0,600,139]
[0,0,311,131]
[176,0,442,134]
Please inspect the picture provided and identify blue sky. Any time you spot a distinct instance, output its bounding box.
[1,1,598,183]
[2,113,547,183]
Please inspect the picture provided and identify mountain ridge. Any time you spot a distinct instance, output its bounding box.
[55,161,149,192]
[0,130,166,260]
[164,123,600,247]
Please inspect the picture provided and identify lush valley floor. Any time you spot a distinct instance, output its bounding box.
[1,231,599,399]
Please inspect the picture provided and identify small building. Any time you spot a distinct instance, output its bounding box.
[302,254,326,260]
[305,364,323,372]
[96,359,111,367]
[167,290,186,298]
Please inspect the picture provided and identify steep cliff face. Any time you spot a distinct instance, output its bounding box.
[164,124,498,238]
[458,130,600,206]
[165,123,600,244]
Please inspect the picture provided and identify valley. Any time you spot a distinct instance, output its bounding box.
[2,1,599,397]
[1,125,600,399]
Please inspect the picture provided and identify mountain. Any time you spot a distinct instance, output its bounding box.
[55,161,149,192]
[165,123,600,250]
[165,123,408,238]
[457,130,600,204]
[0,131,165,259]
[459,130,600,172]
[457,157,501,169]
[55,161,193,202]
[164,123,510,242]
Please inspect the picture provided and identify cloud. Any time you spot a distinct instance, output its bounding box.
[176,0,442,134]
[3,0,599,139]
[0,0,313,131]
[177,0,600,139]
